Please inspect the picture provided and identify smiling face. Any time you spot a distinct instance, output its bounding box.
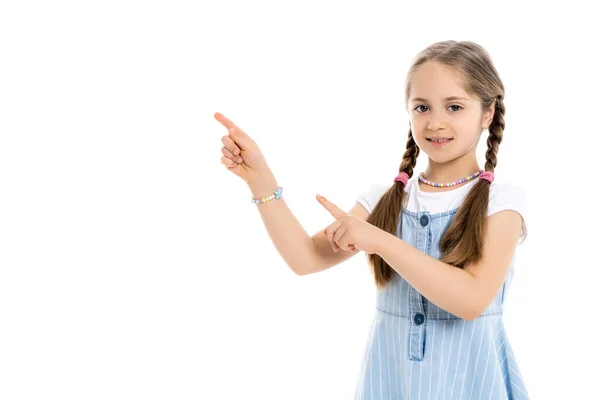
[407,61,494,164]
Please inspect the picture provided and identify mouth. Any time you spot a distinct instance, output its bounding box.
[426,137,453,147]
[426,137,453,142]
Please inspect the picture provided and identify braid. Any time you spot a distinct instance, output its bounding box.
[399,129,420,178]
[368,128,421,290]
[484,97,505,172]
[438,96,506,269]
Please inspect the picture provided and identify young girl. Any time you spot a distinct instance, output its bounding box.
[216,40,529,400]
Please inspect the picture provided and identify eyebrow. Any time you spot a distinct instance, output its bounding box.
[410,96,469,103]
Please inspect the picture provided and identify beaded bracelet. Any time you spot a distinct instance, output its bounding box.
[251,186,283,205]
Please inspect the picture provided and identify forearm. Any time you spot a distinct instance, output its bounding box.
[248,172,315,275]
[375,230,479,320]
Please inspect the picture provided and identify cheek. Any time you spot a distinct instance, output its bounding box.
[409,119,428,148]
[412,136,426,149]
[408,118,423,135]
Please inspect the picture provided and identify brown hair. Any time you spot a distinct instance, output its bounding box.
[366,40,527,290]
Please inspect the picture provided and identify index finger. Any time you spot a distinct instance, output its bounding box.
[316,194,346,219]
[214,112,245,135]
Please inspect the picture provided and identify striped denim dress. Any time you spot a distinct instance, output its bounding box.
[353,207,529,400]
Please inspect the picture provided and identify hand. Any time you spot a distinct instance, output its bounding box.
[316,194,381,255]
[215,112,271,184]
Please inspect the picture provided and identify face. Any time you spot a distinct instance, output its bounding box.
[407,61,494,164]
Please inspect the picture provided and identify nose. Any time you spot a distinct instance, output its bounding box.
[427,110,447,131]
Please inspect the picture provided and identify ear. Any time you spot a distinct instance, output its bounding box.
[482,100,495,129]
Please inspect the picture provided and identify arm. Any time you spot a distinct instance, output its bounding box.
[249,171,368,276]
[374,210,523,320]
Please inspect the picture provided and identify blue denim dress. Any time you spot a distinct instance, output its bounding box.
[353,207,529,400]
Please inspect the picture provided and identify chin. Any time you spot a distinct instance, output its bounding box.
[426,154,457,164]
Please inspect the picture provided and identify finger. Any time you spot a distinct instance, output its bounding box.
[340,235,358,252]
[221,135,241,155]
[214,112,245,135]
[331,225,358,252]
[214,112,255,143]
[221,147,243,164]
[328,221,343,252]
[335,230,357,252]
[221,155,239,169]
[227,127,253,151]
[316,194,346,220]
[333,226,349,251]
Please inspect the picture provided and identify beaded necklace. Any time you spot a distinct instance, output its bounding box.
[418,169,483,188]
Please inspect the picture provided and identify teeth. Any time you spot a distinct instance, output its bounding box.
[431,138,450,142]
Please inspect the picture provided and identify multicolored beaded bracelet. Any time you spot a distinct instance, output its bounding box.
[252,186,283,205]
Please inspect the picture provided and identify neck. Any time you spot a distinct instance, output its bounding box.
[423,156,481,183]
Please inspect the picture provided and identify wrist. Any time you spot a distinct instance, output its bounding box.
[248,172,278,199]
[375,228,393,257]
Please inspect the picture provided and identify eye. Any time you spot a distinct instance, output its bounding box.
[413,104,463,113]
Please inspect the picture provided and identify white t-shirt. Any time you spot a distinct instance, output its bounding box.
[356,175,527,237]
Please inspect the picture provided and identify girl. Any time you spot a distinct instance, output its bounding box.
[216,40,529,399]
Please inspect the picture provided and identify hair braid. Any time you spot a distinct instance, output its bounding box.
[366,128,420,290]
[485,96,505,172]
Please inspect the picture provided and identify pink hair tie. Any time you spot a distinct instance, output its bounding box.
[479,171,495,183]
[394,172,409,186]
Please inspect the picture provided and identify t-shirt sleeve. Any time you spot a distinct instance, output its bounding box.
[356,183,390,214]
[488,183,528,238]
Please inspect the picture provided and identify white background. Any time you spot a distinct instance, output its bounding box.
[1,1,598,399]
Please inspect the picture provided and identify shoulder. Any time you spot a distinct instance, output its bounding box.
[488,181,528,237]
[356,177,415,213]
[356,182,390,214]
[488,181,527,216]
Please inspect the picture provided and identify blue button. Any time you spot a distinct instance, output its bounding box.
[414,313,425,325]
[420,215,429,226]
